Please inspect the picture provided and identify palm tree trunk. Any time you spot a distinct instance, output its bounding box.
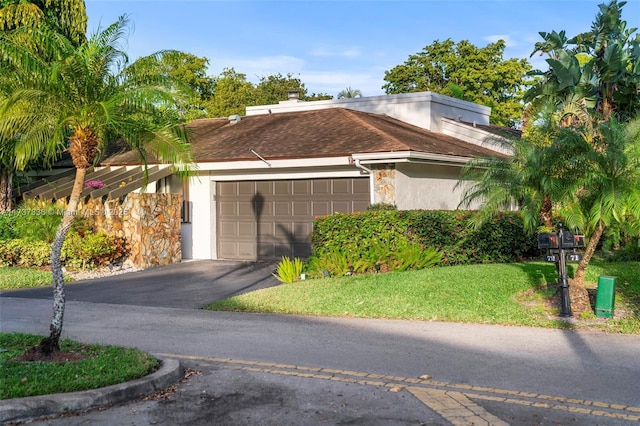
[568,220,605,315]
[0,168,13,212]
[37,167,87,355]
[540,195,553,229]
[574,220,605,285]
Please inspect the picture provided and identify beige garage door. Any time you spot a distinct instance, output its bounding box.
[217,178,370,260]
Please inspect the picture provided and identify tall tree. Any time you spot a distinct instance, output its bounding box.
[0,0,87,211]
[207,68,255,118]
[253,72,308,105]
[525,0,640,291]
[127,50,215,121]
[525,0,640,123]
[0,16,194,354]
[559,118,640,285]
[383,39,532,127]
[0,0,86,45]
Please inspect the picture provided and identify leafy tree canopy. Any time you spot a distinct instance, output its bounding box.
[0,0,86,45]
[383,38,533,128]
[525,0,640,123]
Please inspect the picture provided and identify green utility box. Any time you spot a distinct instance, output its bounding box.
[595,276,616,318]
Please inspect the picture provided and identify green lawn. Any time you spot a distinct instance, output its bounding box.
[0,333,158,400]
[207,260,640,334]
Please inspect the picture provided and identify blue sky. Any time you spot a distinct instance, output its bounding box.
[85,1,640,98]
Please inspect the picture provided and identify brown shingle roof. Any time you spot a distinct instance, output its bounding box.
[102,108,501,165]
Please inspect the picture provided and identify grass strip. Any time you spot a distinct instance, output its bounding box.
[207,261,640,334]
[0,333,158,400]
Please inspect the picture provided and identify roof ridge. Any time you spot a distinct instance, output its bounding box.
[338,108,410,150]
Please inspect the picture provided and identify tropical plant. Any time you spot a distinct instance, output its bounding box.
[273,256,304,284]
[457,130,567,232]
[0,16,194,354]
[337,87,362,99]
[524,0,640,123]
[0,0,88,212]
[558,118,640,285]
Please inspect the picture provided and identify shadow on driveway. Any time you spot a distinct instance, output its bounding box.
[0,260,280,309]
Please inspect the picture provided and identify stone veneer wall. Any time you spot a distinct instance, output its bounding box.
[373,166,396,205]
[78,193,182,268]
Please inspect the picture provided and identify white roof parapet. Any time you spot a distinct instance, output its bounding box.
[245,91,491,133]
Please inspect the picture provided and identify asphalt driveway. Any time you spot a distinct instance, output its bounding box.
[0,260,280,308]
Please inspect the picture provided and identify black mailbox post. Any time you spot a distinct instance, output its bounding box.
[538,222,585,317]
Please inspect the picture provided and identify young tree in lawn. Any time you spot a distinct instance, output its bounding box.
[0,16,194,354]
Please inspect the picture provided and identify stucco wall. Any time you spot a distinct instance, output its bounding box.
[393,163,477,210]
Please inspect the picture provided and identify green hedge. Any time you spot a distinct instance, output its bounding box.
[0,231,129,269]
[312,210,538,267]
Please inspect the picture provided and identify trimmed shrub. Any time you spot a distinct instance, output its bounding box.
[0,239,51,267]
[312,209,538,269]
[0,212,18,240]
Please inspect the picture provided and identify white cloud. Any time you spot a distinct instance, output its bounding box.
[299,71,385,97]
[484,34,518,48]
[310,47,362,58]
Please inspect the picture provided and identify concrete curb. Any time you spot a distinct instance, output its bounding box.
[0,355,183,424]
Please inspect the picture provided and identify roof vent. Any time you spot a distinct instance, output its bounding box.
[287,90,300,101]
[228,114,241,124]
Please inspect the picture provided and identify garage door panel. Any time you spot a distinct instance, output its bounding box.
[312,201,331,216]
[256,181,272,193]
[219,201,237,216]
[293,201,311,216]
[332,201,351,213]
[238,201,256,216]
[218,182,237,195]
[217,178,369,260]
[238,222,255,236]
[313,180,330,194]
[332,179,350,194]
[353,200,371,212]
[238,182,254,195]
[293,180,310,194]
[219,221,237,237]
[274,201,291,215]
[274,181,291,195]
[238,242,256,258]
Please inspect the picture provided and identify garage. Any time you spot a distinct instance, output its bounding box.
[216,178,370,260]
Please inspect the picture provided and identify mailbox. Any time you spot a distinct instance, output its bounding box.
[560,230,575,248]
[538,232,559,249]
[574,235,586,248]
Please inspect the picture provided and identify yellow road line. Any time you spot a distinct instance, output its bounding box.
[159,353,640,423]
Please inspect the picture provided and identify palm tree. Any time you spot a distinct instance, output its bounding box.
[457,130,569,233]
[0,0,88,212]
[337,87,362,99]
[0,16,194,354]
[559,118,640,286]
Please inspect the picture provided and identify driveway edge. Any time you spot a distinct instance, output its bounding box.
[0,355,183,424]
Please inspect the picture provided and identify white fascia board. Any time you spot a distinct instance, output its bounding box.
[351,151,472,165]
[210,169,365,181]
[194,156,352,171]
